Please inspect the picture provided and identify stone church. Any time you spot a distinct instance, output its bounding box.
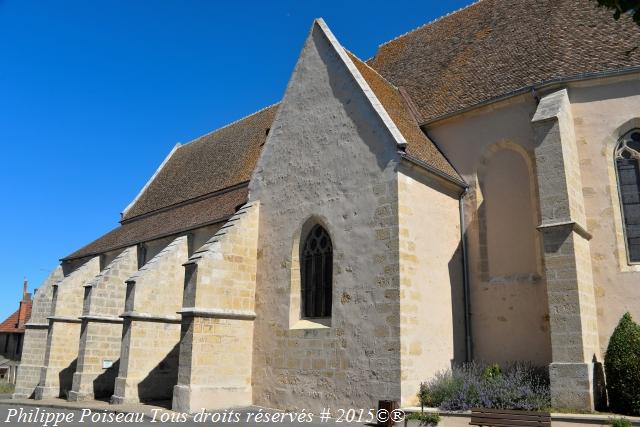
[12,0,640,414]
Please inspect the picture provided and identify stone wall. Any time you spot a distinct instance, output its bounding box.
[249,20,402,412]
[35,257,101,400]
[532,88,601,410]
[569,75,640,353]
[13,266,63,398]
[112,236,187,404]
[69,247,137,401]
[173,202,260,412]
[428,94,552,366]
[397,166,465,405]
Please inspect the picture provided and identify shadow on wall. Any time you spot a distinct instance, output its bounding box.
[92,360,120,400]
[448,239,468,366]
[59,359,77,399]
[136,342,179,404]
[316,28,398,173]
[593,355,607,412]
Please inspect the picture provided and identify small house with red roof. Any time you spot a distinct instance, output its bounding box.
[0,280,32,384]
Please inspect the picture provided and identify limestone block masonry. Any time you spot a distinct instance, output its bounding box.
[13,267,63,399]
[112,236,188,404]
[397,168,464,406]
[68,247,137,401]
[531,89,602,411]
[173,202,260,413]
[35,257,101,400]
[248,20,406,412]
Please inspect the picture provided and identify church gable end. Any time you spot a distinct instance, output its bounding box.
[248,19,406,410]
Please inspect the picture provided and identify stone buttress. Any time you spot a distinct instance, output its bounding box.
[111,236,187,404]
[35,257,101,399]
[13,267,63,399]
[172,202,259,412]
[68,247,137,401]
[531,89,603,411]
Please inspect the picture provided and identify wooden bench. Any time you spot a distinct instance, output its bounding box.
[470,408,551,427]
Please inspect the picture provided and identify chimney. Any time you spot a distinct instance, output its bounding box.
[23,278,31,302]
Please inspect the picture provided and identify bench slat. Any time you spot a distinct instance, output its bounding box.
[471,408,551,417]
[469,408,551,427]
[471,413,551,422]
[470,419,550,427]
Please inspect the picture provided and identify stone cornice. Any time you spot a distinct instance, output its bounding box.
[47,316,82,324]
[178,307,256,321]
[24,322,49,329]
[119,311,181,323]
[537,220,592,241]
[79,315,123,324]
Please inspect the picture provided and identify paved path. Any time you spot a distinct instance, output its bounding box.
[0,401,374,427]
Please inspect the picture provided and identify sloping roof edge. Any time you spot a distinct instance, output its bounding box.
[314,18,408,148]
[178,102,280,150]
[121,143,182,219]
[344,47,463,183]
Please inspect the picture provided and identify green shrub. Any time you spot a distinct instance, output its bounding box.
[418,370,464,408]
[609,417,632,427]
[605,312,640,415]
[0,382,14,394]
[482,364,502,380]
[406,412,440,426]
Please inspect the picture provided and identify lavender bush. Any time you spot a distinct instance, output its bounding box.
[418,362,550,411]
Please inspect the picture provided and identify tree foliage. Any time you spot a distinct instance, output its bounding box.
[605,312,640,415]
[596,0,640,25]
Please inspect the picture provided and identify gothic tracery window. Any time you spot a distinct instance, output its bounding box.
[301,225,333,318]
[615,130,640,263]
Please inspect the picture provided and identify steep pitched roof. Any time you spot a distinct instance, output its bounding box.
[0,310,20,333]
[0,300,32,334]
[346,51,461,182]
[67,1,640,259]
[64,105,278,261]
[313,19,461,182]
[368,0,640,123]
[64,184,249,260]
[123,104,279,220]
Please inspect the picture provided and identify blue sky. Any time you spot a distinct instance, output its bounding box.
[0,0,472,319]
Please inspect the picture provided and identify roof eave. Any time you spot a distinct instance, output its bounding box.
[399,152,468,191]
[420,66,640,127]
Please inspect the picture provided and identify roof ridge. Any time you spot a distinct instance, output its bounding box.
[374,0,485,52]
[179,102,280,149]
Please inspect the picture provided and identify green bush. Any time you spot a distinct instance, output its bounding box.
[406,412,440,426]
[418,370,464,408]
[482,364,502,380]
[0,382,14,394]
[605,312,640,415]
[608,417,632,427]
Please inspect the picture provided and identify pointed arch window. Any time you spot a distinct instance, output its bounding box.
[616,130,640,263]
[301,225,333,318]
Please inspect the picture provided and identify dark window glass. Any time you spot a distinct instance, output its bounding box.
[301,225,333,318]
[616,131,640,263]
